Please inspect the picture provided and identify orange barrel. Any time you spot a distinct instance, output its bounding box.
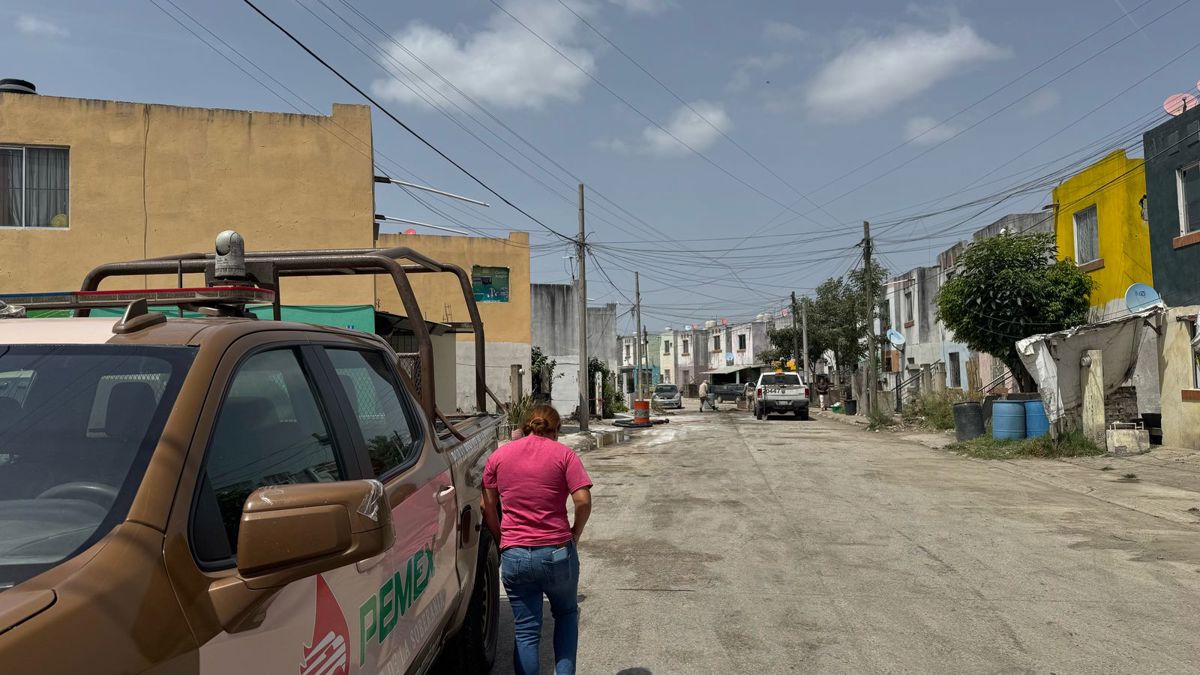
[633,399,650,424]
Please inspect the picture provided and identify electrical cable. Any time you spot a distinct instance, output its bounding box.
[241,0,574,241]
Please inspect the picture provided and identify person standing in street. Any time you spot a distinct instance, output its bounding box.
[698,379,710,412]
[816,376,831,410]
[482,404,593,675]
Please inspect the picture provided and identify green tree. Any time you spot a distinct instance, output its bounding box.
[760,272,882,382]
[937,232,1093,392]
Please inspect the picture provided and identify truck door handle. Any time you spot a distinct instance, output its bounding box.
[435,485,456,504]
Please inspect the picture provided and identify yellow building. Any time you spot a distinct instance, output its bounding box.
[1052,149,1153,319]
[376,231,531,412]
[0,89,531,412]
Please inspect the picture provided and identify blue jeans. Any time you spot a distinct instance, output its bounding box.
[500,542,580,675]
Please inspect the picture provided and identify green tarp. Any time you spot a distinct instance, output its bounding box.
[26,305,377,332]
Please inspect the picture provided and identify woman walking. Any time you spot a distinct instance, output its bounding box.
[482,404,593,675]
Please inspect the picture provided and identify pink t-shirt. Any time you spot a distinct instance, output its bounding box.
[483,434,593,549]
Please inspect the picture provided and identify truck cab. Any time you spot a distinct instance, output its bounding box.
[0,234,502,674]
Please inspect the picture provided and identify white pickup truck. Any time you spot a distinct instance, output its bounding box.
[753,372,810,420]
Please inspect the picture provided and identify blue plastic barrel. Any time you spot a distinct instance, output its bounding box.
[992,400,1027,440]
[1024,400,1049,439]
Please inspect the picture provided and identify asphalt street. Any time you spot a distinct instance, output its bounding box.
[492,404,1200,674]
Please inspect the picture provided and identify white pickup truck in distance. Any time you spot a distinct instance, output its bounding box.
[753,372,810,420]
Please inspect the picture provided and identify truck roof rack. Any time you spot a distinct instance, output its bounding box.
[71,231,500,418]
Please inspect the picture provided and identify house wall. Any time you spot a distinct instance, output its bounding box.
[377,231,531,412]
[0,93,375,303]
[1051,149,1152,319]
[1157,306,1200,449]
[1144,108,1200,306]
[530,283,617,416]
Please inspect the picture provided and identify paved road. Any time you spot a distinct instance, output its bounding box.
[493,406,1200,674]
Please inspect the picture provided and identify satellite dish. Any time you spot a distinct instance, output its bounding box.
[886,328,906,348]
[1164,93,1197,116]
[1124,283,1162,313]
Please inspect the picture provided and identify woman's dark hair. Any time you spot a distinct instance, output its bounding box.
[522,404,561,438]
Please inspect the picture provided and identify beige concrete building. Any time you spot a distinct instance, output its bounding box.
[376,231,532,412]
[0,90,532,413]
[0,91,376,302]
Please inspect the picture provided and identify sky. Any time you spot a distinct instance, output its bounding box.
[5,0,1200,333]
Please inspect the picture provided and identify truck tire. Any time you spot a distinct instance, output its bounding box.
[796,407,810,421]
[445,534,500,672]
[755,405,763,420]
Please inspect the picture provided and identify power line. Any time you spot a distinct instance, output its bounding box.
[484,0,830,231]
[241,0,573,241]
[552,0,841,224]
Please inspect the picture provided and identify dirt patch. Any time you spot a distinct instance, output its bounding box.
[583,536,723,589]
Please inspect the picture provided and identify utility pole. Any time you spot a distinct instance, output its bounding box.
[577,183,589,432]
[863,220,878,415]
[790,291,800,370]
[634,271,642,401]
[801,297,810,378]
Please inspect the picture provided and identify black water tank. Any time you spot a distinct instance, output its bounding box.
[953,401,985,442]
[0,79,37,95]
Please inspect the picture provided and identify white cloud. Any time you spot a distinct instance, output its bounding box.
[608,0,673,15]
[727,52,791,92]
[805,23,1007,122]
[763,20,807,43]
[372,0,594,111]
[597,101,730,157]
[16,15,68,38]
[643,101,730,156]
[1022,89,1061,116]
[904,116,961,145]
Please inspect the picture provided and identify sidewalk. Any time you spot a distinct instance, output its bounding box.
[815,409,1200,527]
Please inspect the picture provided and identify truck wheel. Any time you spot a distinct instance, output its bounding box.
[797,407,810,421]
[446,533,500,672]
[755,405,763,420]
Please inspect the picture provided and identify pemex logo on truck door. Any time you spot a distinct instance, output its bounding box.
[300,575,350,675]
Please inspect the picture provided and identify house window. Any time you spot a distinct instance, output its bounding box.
[470,266,509,302]
[904,291,913,323]
[682,338,689,355]
[713,335,721,352]
[881,299,891,329]
[1073,205,1100,263]
[0,146,69,228]
[737,334,747,351]
[948,352,962,388]
[1189,321,1200,389]
[663,341,671,355]
[1178,164,1200,234]
[624,343,630,360]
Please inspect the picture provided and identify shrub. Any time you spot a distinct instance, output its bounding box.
[903,389,982,430]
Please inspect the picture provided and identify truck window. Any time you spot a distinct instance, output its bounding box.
[325,348,422,478]
[760,373,802,386]
[193,348,344,564]
[0,345,193,588]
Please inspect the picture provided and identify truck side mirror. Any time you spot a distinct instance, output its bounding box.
[207,481,393,632]
[236,480,393,589]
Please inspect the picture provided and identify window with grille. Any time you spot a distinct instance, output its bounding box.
[1073,205,1100,263]
[0,146,69,227]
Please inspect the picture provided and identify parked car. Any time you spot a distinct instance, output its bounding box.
[0,235,502,674]
[753,371,810,420]
[652,383,682,408]
[710,382,745,403]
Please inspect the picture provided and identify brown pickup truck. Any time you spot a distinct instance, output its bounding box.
[0,233,503,674]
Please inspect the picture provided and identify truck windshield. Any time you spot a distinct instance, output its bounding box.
[0,345,194,589]
[760,374,802,385]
